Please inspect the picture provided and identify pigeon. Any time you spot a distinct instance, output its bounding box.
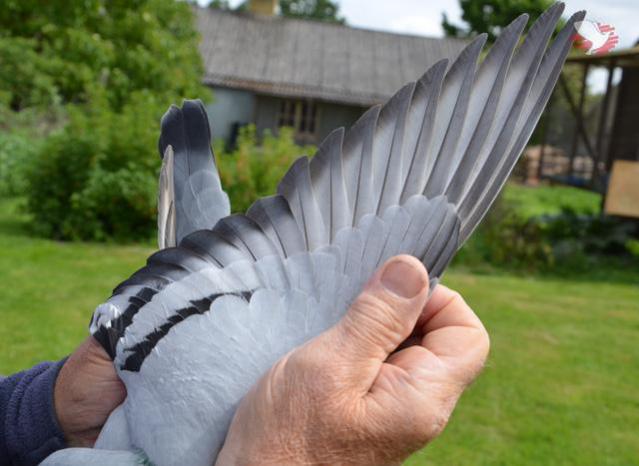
[42,4,584,465]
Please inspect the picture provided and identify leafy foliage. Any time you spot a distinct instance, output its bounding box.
[456,185,639,274]
[279,0,345,24]
[215,125,315,214]
[0,0,207,111]
[207,0,345,23]
[27,93,163,241]
[442,0,555,42]
[207,0,248,12]
[456,195,555,270]
[0,107,63,196]
[1,0,211,240]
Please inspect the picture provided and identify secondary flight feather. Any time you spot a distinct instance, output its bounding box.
[43,5,584,465]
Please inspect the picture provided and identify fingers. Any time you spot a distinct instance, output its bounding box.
[417,285,485,335]
[325,255,430,387]
[393,284,490,386]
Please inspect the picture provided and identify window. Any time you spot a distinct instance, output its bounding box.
[277,99,320,143]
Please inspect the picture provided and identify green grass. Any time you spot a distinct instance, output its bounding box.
[0,198,153,372]
[503,183,601,218]
[1,196,638,465]
[407,272,639,466]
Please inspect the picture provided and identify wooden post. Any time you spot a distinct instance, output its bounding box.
[559,73,597,170]
[593,60,616,190]
[568,63,590,177]
[537,94,554,183]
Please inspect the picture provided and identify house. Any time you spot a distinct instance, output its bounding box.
[195,0,468,146]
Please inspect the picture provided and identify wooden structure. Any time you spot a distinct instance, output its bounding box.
[604,160,639,217]
[537,44,639,216]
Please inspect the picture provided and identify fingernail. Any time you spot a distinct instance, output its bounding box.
[381,258,427,299]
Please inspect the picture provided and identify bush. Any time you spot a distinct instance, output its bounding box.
[539,208,638,263]
[215,125,315,213]
[26,112,315,241]
[0,0,206,111]
[0,132,42,196]
[26,93,162,241]
[0,106,62,196]
[455,196,555,271]
[456,190,639,274]
[4,0,211,241]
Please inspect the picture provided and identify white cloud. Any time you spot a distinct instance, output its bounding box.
[339,0,462,38]
[388,15,444,37]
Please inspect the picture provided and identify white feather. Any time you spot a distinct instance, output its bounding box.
[157,145,176,249]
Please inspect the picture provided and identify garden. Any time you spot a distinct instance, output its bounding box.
[1,1,638,464]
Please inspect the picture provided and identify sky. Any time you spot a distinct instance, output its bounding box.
[197,0,639,91]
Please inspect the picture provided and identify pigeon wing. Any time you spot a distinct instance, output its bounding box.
[89,6,585,466]
[92,0,584,405]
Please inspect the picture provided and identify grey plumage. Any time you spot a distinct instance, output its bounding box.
[157,100,230,247]
[54,6,585,466]
[157,145,176,250]
[41,448,149,466]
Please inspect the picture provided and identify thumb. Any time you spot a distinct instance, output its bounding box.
[331,255,430,377]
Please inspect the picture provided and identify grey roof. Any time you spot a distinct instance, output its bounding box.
[196,8,469,107]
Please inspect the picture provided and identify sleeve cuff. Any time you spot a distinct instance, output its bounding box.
[5,359,68,466]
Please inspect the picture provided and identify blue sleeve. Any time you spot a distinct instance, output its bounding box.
[0,360,68,466]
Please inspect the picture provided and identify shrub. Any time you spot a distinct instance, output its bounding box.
[26,93,162,241]
[4,0,210,241]
[539,208,638,263]
[0,132,42,196]
[456,190,639,273]
[215,126,315,214]
[0,105,62,196]
[0,0,206,111]
[455,196,555,271]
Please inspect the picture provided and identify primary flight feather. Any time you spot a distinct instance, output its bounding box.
[42,5,584,465]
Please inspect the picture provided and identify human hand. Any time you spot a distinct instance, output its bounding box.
[54,337,126,447]
[216,255,490,466]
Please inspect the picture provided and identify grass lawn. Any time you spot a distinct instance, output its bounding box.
[1,196,638,465]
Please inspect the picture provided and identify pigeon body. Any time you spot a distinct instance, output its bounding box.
[44,5,584,465]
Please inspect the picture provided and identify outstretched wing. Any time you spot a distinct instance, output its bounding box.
[93,0,583,387]
[157,100,230,248]
[89,6,584,466]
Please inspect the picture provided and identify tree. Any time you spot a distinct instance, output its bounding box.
[208,0,345,24]
[0,0,207,111]
[442,0,554,42]
[0,0,211,240]
[279,0,344,24]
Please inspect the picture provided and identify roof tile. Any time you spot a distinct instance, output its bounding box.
[196,7,469,106]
